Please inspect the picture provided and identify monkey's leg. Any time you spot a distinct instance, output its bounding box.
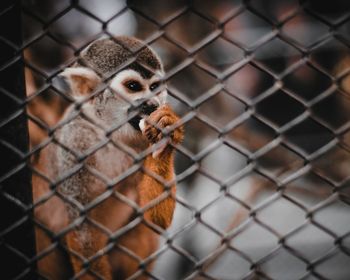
[65,226,112,280]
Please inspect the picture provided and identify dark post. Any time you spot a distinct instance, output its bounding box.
[0,0,36,279]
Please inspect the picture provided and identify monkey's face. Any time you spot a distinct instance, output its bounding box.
[60,66,167,133]
[107,68,167,131]
[101,68,166,132]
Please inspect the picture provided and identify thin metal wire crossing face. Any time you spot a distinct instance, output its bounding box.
[1,0,350,279]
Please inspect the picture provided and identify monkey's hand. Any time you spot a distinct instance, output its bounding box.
[141,105,184,158]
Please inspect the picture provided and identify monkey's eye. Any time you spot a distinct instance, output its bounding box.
[124,80,143,92]
[150,82,160,91]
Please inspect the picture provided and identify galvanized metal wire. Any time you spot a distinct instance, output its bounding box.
[1,0,350,279]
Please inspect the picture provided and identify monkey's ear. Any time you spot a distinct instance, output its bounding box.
[59,67,101,96]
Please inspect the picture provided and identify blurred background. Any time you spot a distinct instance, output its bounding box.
[22,0,350,279]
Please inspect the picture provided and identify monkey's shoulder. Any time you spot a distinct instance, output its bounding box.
[55,115,105,154]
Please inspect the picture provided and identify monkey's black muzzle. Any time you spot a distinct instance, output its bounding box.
[128,102,158,131]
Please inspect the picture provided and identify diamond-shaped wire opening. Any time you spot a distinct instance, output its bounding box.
[79,0,127,22]
[313,145,350,184]
[0,190,28,233]
[48,8,103,49]
[248,0,299,24]
[206,248,251,280]
[283,63,333,101]
[224,117,276,154]
[310,39,350,76]
[181,117,219,156]
[0,243,31,280]
[129,0,187,25]
[200,194,250,233]
[165,11,218,52]
[259,247,307,279]
[284,117,334,155]
[281,11,329,48]
[108,10,159,41]
[231,221,279,262]
[149,37,188,73]
[313,198,350,236]
[224,9,274,49]
[304,1,350,25]
[200,143,248,182]
[0,39,19,67]
[179,172,221,210]
[21,12,43,46]
[193,0,243,23]
[196,37,245,76]
[168,63,218,104]
[312,91,350,131]
[225,63,275,102]
[228,172,275,208]
[0,117,31,160]
[257,196,306,236]
[24,35,75,76]
[197,90,246,129]
[255,90,305,128]
[253,37,302,75]
[284,171,334,208]
[0,87,23,122]
[285,223,334,261]
[256,144,304,180]
[22,0,71,23]
[151,243,197,279]
[168,223,222,269]
[165,91,193,119]
[1,66,23,113]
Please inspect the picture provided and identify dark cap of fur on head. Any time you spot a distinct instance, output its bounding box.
[78,36,162,79]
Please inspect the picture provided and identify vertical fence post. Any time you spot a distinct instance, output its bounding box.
[0,0,36,279]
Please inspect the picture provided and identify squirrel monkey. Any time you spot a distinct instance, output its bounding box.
[32,36,184,279]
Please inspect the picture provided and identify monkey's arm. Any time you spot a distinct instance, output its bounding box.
[138,105,184,229]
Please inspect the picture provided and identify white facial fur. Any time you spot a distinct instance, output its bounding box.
[109,69,167,106]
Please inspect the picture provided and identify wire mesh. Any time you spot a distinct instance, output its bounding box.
[1,0,350,279]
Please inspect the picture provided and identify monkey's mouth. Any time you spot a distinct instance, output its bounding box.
[128,103,158,131]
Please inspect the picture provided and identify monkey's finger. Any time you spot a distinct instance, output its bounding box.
[144,125,161,143]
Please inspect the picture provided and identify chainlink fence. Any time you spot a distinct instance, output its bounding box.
[1,0,350,279]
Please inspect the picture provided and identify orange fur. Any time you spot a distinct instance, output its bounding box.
[33,105,184,279]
